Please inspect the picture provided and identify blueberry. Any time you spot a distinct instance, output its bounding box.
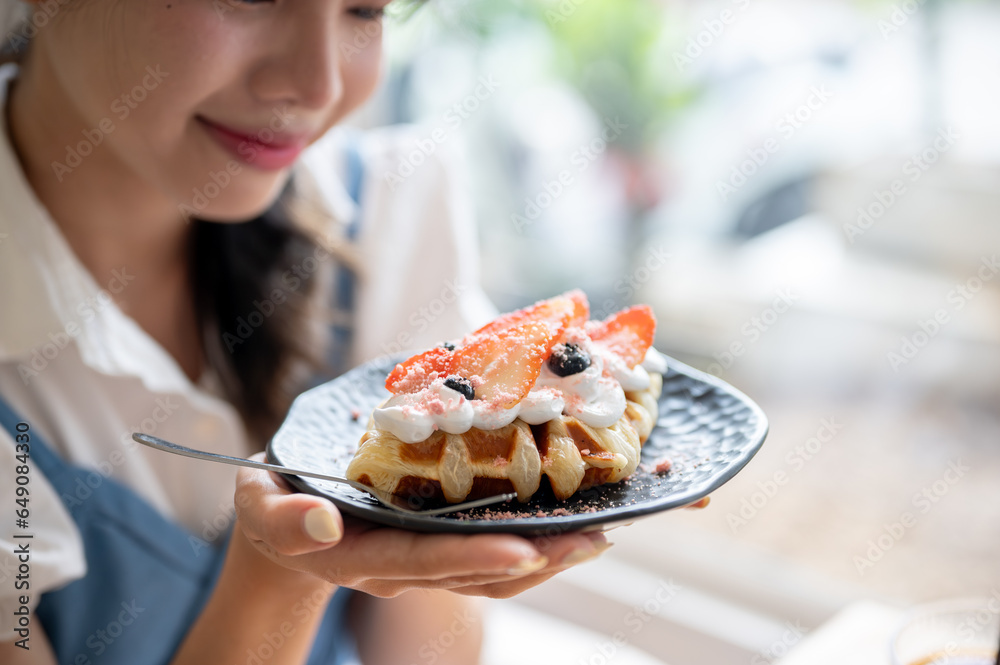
[440,341,456,351]
[547,343,591,377]
[443,375,475,400]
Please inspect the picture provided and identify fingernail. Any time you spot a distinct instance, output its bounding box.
[562,542,614,566]
[506,556,548,576]
[584,531,609,545]
[304,506,341,543]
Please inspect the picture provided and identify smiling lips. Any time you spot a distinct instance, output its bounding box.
[197,116,310,171]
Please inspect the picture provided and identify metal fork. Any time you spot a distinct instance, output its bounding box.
[132,433,516,516]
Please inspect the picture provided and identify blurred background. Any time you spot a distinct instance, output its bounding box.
[349,0,1000,662]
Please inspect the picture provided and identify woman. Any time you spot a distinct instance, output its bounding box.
[0,1,611,663]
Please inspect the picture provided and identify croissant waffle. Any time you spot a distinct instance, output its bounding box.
[347,372,663,503]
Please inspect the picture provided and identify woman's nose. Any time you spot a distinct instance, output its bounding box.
[252,17,344,112]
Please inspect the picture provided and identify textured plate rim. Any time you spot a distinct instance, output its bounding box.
[268,354,769,535]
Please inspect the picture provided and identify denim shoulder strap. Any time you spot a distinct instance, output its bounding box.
[328,137,365,376]
[0,395,358,665]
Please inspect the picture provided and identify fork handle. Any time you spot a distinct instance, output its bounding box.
[133,432,517,516]
[132,433,353,484]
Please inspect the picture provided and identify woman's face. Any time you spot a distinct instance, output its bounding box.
[31,0,389,220]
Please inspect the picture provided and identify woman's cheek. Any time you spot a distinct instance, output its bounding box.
[137,3,248,91]
[338,34,384,118]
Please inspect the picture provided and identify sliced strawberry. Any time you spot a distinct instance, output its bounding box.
[564,289,590,328]
[587,305,656,368]
[468,294,574,341]
[385,347,453,394]
[453,322,556,408]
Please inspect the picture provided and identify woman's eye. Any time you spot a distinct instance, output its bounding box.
[229,0,383,17]
[230,1,383,16]
[348,6,385,20]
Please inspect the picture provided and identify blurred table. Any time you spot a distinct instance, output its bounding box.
[777,601,904,665]
[482,599,669,665]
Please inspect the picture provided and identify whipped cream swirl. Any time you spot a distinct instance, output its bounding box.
[595,346,670,392]
[374,343,668,444]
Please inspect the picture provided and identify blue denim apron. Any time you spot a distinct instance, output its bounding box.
[0,143,367,664]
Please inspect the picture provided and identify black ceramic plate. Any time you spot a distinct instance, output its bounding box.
[267,352,768,535]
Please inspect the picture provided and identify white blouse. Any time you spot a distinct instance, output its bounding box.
[0,62,496,640]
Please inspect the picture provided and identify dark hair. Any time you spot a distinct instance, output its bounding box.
[190,176,344,447]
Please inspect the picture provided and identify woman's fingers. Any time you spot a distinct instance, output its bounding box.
[233,453,615,597]
[331,528,608,587]
[355,573,561,598]
[353,538,613,597]
[449,536,610,599]
[235,454,345,557]
[446,531,611,599]
[329,529,548,582]
[451,572,564,599]
[531,530,609,567]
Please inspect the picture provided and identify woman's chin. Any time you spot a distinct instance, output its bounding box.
[176,178,288,223]
[188,202,278,223]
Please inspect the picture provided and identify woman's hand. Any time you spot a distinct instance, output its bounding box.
[234,454,611,599]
